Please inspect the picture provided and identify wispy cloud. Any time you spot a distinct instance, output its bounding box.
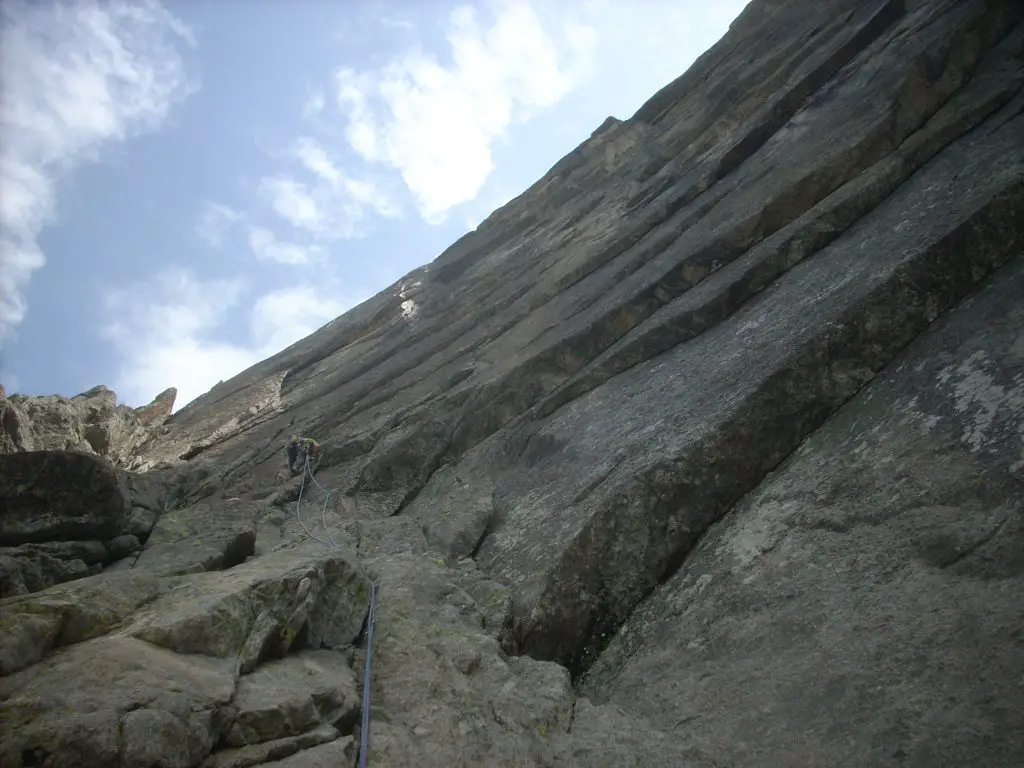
[333,2,596,224]
[102,269,361,410]
[256,137,400,244]
[247,226,321,266]
[0,0,196,344]
[101,0,748,412]
[302,88,327,120]
[196,201,242,248]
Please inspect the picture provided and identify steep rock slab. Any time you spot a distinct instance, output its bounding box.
[470,94,1024,673]
[534,19,1024,419]
[356,553,720,767]
[336,0,1020,479]
[361,553,573,767]
[0,451,132,546]
[125,0,1020,508]
[0,635,236,768]
[124,0,904,488]
[581,255,1024,768]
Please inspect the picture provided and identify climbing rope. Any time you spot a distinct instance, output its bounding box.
[358,580,378,768]
[293,452,339,549]
[291,448,378,765]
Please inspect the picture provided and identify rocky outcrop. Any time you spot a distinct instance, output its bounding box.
[0,384,175,468]
[0,547,371,765]
[0,451,169,597]
[134,386,177,426]
[2,0,1023,766]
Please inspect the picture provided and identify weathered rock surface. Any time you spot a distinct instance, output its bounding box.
[0,547,371,766]
[3,0,1024,766]
[0,452,132,546]
[125,498,259,576]
[0,451,170,597]
[0,384,175,467]
[224,651,359,747]
[581,254,1024,768]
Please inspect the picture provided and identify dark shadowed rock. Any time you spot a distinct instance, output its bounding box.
[0,540,110,598]
[0,452,131,546]
[105,534,141,560]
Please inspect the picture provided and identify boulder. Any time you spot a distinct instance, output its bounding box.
[127,498,260,576]
[0,451,131,546]
[0,635,236,768]
[125,545,371,674]
[0,546,372,767]
[224,651,359,747]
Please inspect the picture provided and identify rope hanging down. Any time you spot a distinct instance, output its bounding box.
[292,452,378,766]
[294,453,340,549]
[358,581,378,768]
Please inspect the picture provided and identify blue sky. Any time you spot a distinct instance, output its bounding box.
[0,0,748,412]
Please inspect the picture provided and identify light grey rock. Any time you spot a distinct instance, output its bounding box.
[581,255,1024,768]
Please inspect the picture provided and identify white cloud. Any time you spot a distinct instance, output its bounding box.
[260,176,323,233]
[257,137,399,241]
[247,226,321,266]
[325,0,750,227]
[196,201,242,248]
[0,0,195,344]
[249,285,354,355]
[333,1,596,224]
[295,138,343,186]
[102,269,359,410]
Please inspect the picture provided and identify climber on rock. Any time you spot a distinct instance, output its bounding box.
[285,435,322,475]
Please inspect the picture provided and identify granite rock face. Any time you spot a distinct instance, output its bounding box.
[580,255,1024,768]
[2,0,1023,766]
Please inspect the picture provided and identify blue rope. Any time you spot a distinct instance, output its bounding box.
[293,451,337,548]
[291,448,378,764]
[359,580,378,768]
